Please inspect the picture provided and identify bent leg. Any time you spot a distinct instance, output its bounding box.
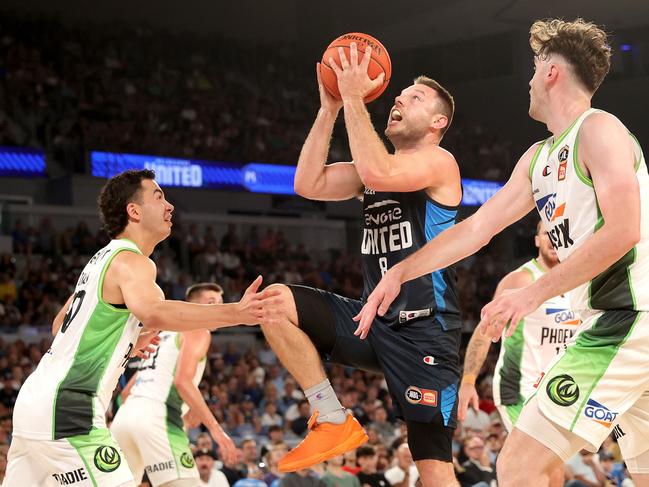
[259,284,327,389]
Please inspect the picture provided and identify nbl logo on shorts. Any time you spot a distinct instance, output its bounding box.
[93,446,121,473]
[405,386,437,407]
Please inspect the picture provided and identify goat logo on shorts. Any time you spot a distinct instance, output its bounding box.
[93,446,121,473]
[180,452,195,469]
[546,374,579,406]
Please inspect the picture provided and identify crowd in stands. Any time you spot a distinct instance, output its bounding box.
[0,12,514,181]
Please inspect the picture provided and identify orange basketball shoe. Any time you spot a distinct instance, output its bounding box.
[278,410,368,472]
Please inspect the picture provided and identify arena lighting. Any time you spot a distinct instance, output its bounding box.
[0,146,46,177]
[90,151,503,205]
[620,44,632,51]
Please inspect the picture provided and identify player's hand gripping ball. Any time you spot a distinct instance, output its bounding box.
[320,32,391,103]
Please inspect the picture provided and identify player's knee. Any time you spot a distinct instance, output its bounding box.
[417,461,456,487]
[260,284,298,326]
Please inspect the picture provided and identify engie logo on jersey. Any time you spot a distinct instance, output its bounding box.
[361,200,413,255]
[584,399,618,427]
[405,386,437,406]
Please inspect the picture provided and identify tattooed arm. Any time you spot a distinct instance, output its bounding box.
[457,268,533,421]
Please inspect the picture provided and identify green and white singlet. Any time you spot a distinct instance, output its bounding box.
[492,259,580,429]
[130,330,207,427]
[531,108,649,314]
[527,108,649,456]
[13,239,143,441]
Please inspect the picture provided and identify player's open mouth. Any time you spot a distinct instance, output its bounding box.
[390,108,402,122]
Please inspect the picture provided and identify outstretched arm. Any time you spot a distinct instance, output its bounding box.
[353,142,539,336]
[113,252,278,330]
[457,270,533,421]
[480,113,640,340]
[294,64,363,201]
[174,330,236,464]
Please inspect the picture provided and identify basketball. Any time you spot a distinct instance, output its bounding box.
[320,32,391,103]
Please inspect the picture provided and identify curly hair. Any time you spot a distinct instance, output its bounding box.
[97,169,155,238]
[530,18,611,93]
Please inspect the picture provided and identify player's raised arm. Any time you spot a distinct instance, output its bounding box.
[353,142,539,336]
[293,64,364,201]
[113,251,278,330]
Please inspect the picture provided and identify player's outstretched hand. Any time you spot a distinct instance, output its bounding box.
[235,276,282,326]
[458,383,480,422]
[316,63,343,113]
[209,424,237,466]
[478,286,541,342]
[132,329,161,359]
[353,267,401,339]
[329,42,385,102]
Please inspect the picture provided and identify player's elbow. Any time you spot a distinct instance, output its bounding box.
[294,179,314,199]
[137,304,166,329]
[621,225,641,252]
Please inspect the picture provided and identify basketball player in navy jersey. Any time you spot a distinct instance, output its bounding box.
[260,44,462,486]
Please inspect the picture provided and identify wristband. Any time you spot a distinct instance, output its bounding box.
[461,374,477,385]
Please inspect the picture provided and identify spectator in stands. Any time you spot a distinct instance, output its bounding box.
[384,444,418,487]
[356,446,389,487]
[322,455,361,487]
[456,436,497,487]
[279,469,326,487]
[195,449,230,487]
[262,444,288,487]
[565,450,609,487]
[233,463,267,487]
[289,400,310,437]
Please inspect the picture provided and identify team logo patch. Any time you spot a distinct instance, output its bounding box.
[558,145,569,181]
[584,399,618,427]
[93,446,121,473]
[546,374,579,406]
[405,386,437,406]
[423,356,438,366]
[180,452,195,469]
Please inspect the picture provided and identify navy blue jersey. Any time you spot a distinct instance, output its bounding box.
[360,187,461,330]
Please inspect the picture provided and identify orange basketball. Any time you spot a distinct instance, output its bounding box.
[320,32,391,103]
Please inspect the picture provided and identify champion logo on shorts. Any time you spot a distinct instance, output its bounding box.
[584,399,618,427]
[423,356,439,366]
[405,386,437,406]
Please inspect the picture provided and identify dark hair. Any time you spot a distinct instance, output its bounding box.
[185,282,224,301]
[98,169,155,238]
[413,75,455,137]
[356,445,376,458]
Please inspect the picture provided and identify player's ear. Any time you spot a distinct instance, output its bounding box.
[431,115,448,132]
[126,202,141,222]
